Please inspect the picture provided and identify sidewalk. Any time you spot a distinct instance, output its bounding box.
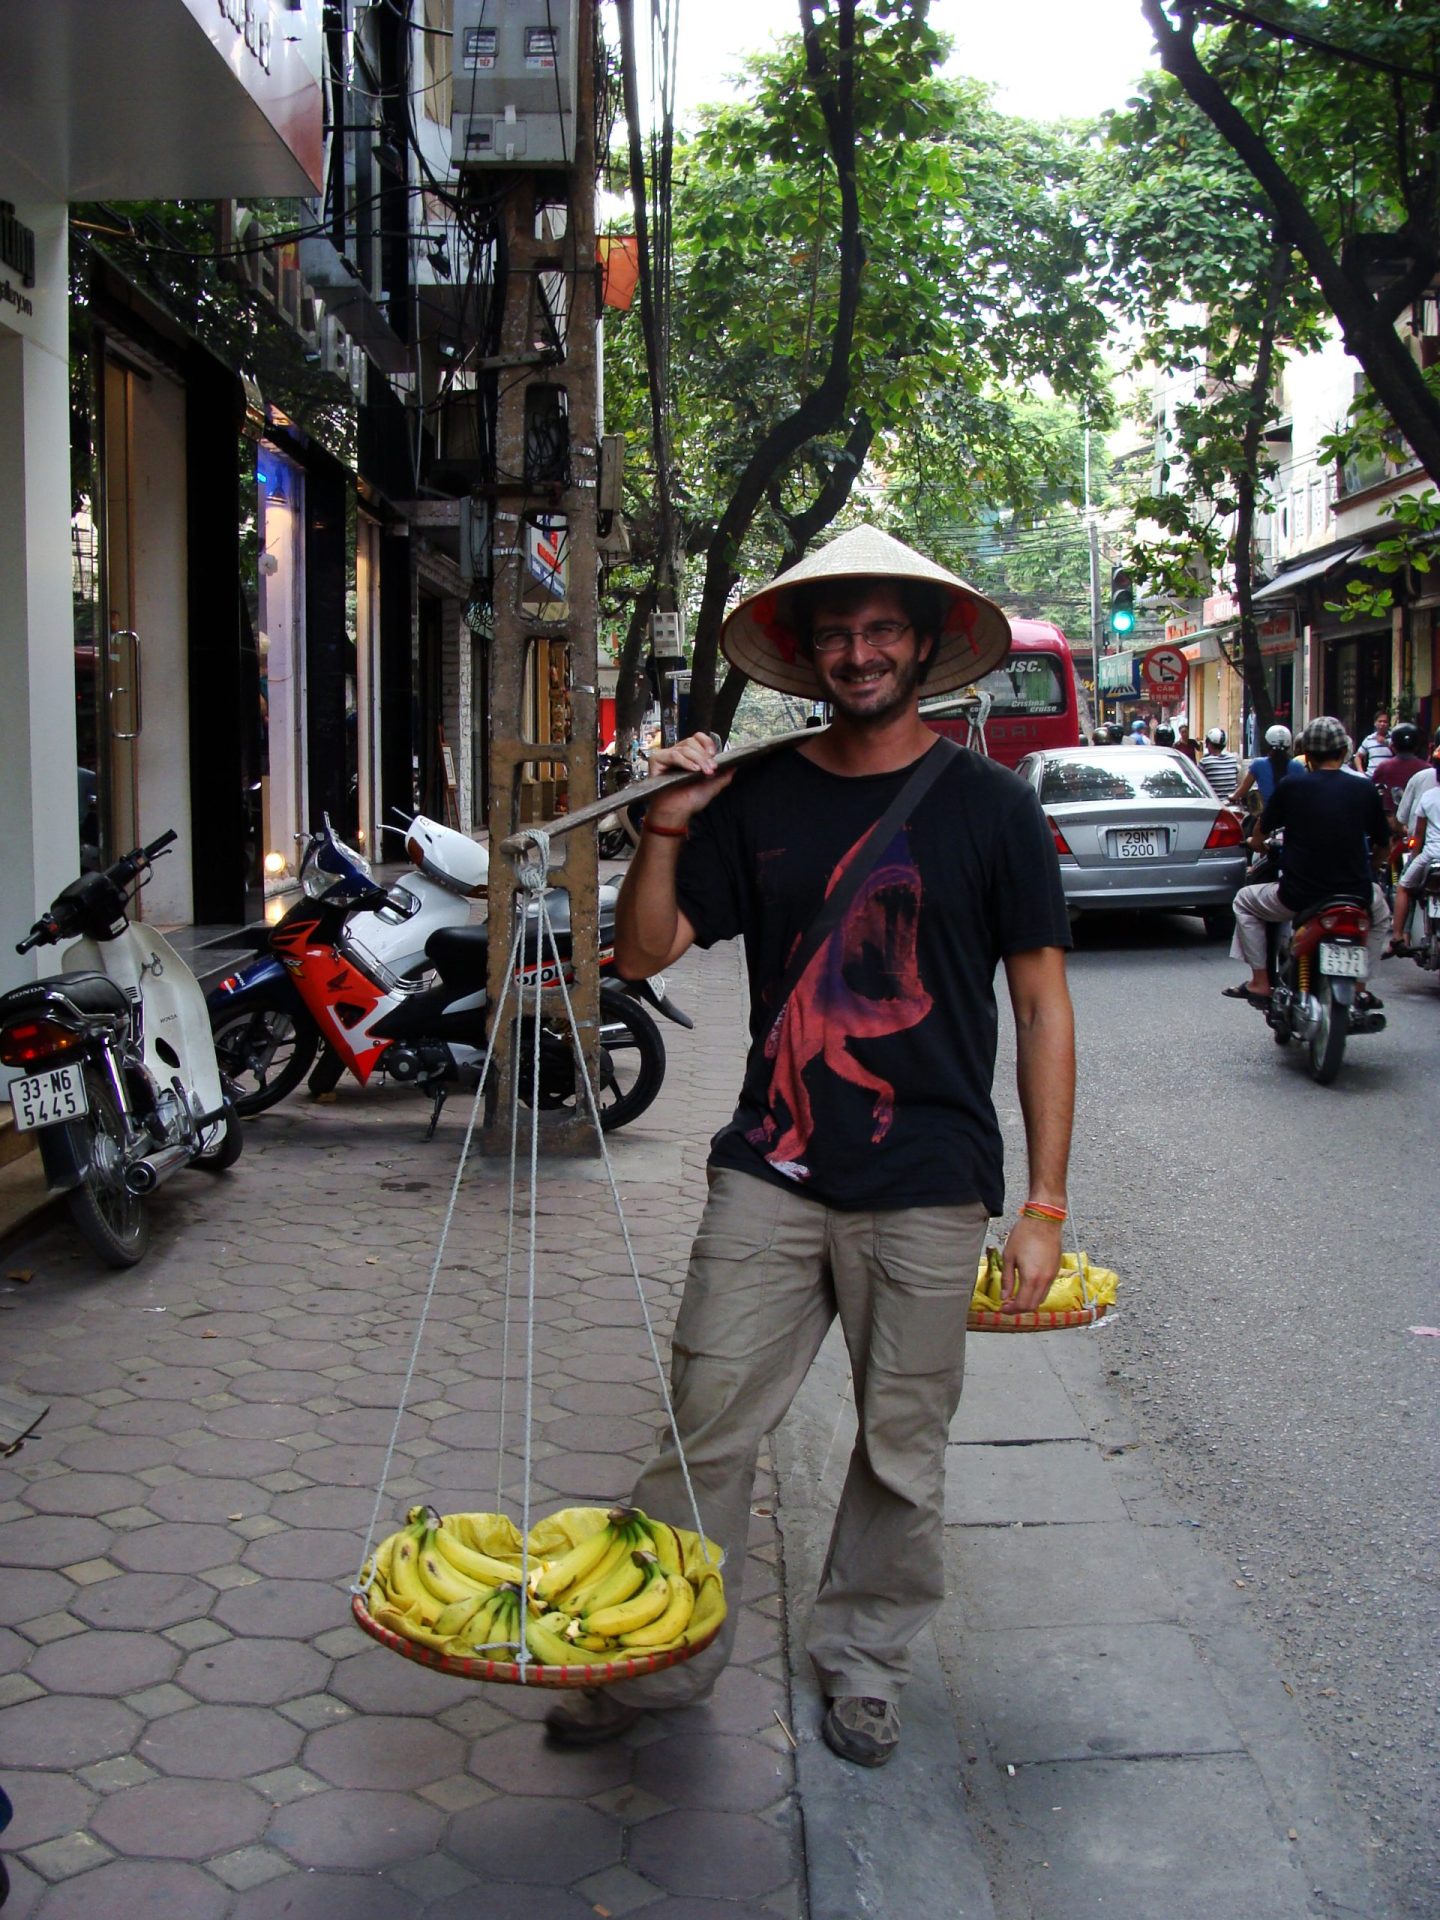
[0,936,1382,1917]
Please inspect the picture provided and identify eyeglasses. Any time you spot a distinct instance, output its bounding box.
[810,620,913,655]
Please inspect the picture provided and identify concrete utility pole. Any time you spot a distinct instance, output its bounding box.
[480,0,601,1155]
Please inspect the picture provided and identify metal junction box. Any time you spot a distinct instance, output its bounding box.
[452,0,579,169]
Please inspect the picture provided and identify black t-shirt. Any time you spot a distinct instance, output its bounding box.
[1261,768,1390,912]
[673,743,1071,1214]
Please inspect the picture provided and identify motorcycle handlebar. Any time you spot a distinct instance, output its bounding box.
[15,917,58,955]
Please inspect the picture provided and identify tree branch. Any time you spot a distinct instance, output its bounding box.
[1142,0,1440,484]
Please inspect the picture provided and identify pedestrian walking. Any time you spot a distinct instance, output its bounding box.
[544,526,1076,1767]
[1356,710,1392,772]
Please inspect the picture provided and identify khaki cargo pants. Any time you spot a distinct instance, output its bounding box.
[612,1168,988,1709]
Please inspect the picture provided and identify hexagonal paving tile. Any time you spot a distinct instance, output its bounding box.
[144,1478,266,1526]
[0,1568,73,1628]
[229,1875,418,1920]
[90,1776,269,1858]
[267,1787,445,1871]
[25,1630,179,1698]
[0,1517,112,1569]
[446,1798,623,1884]
[177,1636,329,1706]
[108,1523,241,1576]
[466,1721,632,1799]
[26,1858,231,1919]
[327,1647,475,1718]
[0,1769,93,1848]
[67,1571,214,1633]
[627,1808,796,1900]
[423,1888,600,1920]
[138,1703,305,1780]
[0,1695,140,1770]
[211,1578,350,1642]
[633,1731,789,1812]
[304,1713,466,1791]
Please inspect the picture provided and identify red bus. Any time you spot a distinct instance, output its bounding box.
[921,618,1083,771]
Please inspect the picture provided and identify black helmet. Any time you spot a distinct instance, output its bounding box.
[1390,722,1420,756]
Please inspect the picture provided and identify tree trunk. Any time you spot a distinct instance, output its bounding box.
[1228,241,1288,741]
[686,0,864,736]
[1144,0,1440,486]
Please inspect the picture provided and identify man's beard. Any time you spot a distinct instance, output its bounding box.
[822,649,926,725]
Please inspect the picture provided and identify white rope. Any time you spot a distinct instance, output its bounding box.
[352,904,528,1597]
[533,885,715,1564]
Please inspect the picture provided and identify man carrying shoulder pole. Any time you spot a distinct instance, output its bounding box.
[544,526,1076,1767]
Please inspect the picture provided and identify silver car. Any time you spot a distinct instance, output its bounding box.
[1015,746,1248,934]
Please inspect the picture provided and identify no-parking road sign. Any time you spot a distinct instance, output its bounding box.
[1140,645,1188,699]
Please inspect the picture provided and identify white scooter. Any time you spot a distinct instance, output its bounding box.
[1,831,241,1267]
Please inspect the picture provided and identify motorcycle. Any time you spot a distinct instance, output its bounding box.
[1264,894,1385,1084]
[0,832,241,1267]
[596,752,641,859]
[209,817,687,1133]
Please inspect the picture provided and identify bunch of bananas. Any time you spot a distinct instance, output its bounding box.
[970,1246,1118,1315]
[360,1503,725,1668]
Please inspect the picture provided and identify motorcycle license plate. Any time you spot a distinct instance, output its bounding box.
[1426,896,1440,918]
[1109,828,1166,860]
[9,1062,87,1131]
[1318,943,1366,979]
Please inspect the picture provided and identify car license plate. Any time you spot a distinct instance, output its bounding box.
[9,1062,88,1131]
[1319,943,1367,978]
[1111,828,1165,859]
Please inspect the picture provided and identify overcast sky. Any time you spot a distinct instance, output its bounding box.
[657,0,1159,124]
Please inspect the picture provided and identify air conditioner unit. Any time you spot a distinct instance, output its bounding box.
[452,0,579,170]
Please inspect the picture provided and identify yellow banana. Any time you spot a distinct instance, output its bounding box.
[684,1569,727,1644]
[360,1532,396,1597]
[619,1571,695,1649]
[583,1562,672,1639]
[433,1588,496,1641]
[432,1521,528,1590]
[636,1513,683,1578]
[415,1534,489,1609]
[525,1609,582,1667]
[531,1521,621,1604]
[386,1530,445,1627]
[446,1589,501,1656]
[572,1541,651,1618]
[373,1600,452,1652]
[562,1521,644,1607]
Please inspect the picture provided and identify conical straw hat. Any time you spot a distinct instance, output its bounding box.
[720,525,1011,699]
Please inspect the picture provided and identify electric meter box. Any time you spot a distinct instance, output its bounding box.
[452,0,579,170]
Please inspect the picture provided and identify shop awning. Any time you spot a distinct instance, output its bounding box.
[1252,546,1360,602]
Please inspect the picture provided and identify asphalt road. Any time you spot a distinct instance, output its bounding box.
[998,909,1437,1920]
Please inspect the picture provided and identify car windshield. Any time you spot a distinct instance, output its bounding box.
[1039,752,1210,804]
[974,656,1066,716]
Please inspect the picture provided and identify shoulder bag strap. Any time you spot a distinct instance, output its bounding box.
[768,738,959,1013]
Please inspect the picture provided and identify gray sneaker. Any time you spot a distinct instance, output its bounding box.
[822,1694,900,1767]
[543,1687,644,1747]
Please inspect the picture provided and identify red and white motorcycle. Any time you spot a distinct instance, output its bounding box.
[210,817,681,1133]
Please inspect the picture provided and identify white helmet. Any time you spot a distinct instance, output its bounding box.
[1204,726,1227,749]
[1264,724,1292,750]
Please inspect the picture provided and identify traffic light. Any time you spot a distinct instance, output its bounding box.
[1109,567,1136,637]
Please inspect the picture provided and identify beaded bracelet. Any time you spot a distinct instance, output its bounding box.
[643,819,689,840]
[1020,1202,1067,1224]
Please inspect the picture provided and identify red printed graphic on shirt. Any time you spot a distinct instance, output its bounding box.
[746,829,931,1179]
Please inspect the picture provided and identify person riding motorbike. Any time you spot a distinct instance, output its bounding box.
[1386,735,1440,957]
[1222,716,1393,1007]
[1230,724,1295,811]
[1199,726,1242,799]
